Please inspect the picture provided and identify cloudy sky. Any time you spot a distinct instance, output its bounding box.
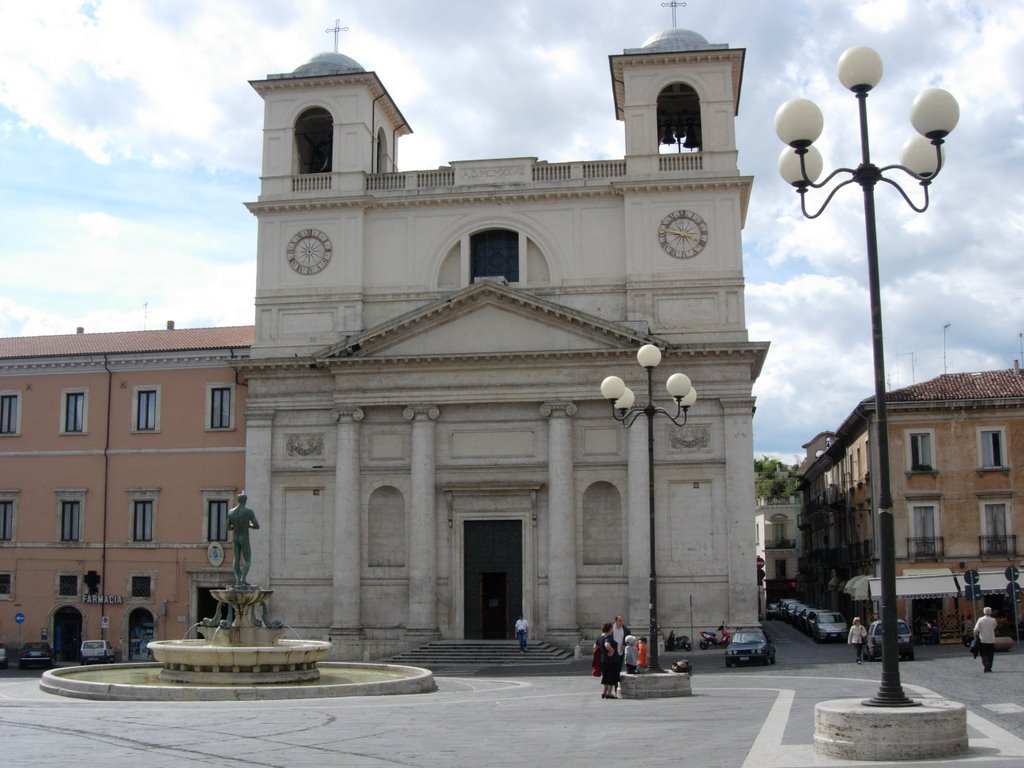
[1,0,1021,460]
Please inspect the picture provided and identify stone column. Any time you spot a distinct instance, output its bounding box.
[331,406,364,643]
[722,398,758,625]
[242,408,274,588]
[541,402,577,644]
[404,405,440,637]
[626,416,649,633]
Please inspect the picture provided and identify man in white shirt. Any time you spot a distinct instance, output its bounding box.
[515,616,529,653]
[973,606,998,673]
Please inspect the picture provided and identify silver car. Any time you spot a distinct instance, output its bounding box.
[812,611,848,642]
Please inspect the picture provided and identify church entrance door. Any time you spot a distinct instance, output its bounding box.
[463,520,522,640]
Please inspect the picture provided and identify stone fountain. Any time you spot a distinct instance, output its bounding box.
[41,492,434,701]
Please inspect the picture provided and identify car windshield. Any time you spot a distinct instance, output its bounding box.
[732,631,765,644]
[820,613,844,623]
[83,642,103,649]
[24,643,47,650]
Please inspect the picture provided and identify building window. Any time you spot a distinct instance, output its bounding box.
[132,500,153,542]
[131,575,152,598]
[58,573,79,596]
[133,387,160,432]
[207,385,233,430]
[979,428,1006,468]
[471,229,519,284]
[0,499,12,540]
[908,503,943,558]
[981,502,1011,556]
[0,393,19,435]
[0,573,11,596]
[62,390,87,433]
[774,560,787,579]
[207,499,229,542]
[60,500,81,541]
[908,431,933,471]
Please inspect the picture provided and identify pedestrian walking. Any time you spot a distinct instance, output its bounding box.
[848,616,867,664]
[515,615,529,653]
[974,606,998,673]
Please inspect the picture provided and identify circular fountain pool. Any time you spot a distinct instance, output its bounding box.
[41,661,436,701]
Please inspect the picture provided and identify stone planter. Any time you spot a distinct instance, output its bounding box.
[618,671,691,698]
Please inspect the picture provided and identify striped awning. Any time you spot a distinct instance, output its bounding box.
[867,573,960,599]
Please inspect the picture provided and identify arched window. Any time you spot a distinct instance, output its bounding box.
[582,482,623,565]
[376,127,388,173]
[656,83,702,153]
[471,229,518,283]
[295,107,334,173]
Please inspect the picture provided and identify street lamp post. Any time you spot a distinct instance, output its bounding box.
[775,46,959,707]
[600,344,697,673]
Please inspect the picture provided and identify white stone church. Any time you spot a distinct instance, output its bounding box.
[239,26,767,659]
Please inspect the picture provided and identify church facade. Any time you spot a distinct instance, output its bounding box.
[239,27,767,658]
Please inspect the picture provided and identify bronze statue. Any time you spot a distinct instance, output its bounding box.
[227,492,260,587]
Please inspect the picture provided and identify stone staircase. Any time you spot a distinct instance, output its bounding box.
[386,639,575,669]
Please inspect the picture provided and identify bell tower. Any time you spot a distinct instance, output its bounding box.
[609,28,744,175]
[246,52,412,357]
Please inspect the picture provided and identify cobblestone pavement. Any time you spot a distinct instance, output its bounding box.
[0,622,1021,768]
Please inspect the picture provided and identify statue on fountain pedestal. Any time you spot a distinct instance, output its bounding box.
[227,492,260,587]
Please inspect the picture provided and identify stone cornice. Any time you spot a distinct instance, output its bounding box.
[0,350,243,373]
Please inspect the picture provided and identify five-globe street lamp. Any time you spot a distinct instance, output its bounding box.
[775,46,959,707]
[600,343,697,673]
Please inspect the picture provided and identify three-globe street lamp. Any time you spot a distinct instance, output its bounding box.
[600,344,697,673]
[775,46,959,707]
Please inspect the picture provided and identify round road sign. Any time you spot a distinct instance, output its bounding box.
[14,611,25,624]
[1006,565,1020,582]
[964,569,980,585]
[1007,582,1022,598]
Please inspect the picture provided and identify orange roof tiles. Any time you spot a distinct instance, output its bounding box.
[0,326,254,359]
[886,368,1024,402]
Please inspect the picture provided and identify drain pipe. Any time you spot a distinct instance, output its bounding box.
[100,354,113,642]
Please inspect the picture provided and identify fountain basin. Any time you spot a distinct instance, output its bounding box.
[41,661,436,701]
[148,638,331,685]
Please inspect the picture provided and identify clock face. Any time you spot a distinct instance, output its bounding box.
[286,228,333,275]
[657,210,709,259]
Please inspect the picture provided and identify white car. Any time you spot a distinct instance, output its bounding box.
[79,639,115,664]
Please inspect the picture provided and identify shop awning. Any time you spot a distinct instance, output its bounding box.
[866,573,960,599]
[844,575,870,601]
[978,569,1017,594]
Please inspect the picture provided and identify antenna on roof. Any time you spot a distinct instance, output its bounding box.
[325,18,349,52]
[943,323,951,374]
[144,301,149,331]
[661,1,686,28]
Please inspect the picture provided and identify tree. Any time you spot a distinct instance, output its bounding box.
[754,456,799,499]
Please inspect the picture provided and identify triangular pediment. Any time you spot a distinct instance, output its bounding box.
[319,281,659,361]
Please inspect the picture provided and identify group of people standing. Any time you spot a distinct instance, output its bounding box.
[592,615,649,699]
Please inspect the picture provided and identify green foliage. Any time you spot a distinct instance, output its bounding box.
[754,456,800,499]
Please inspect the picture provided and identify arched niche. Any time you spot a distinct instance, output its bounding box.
[656,82,702,153]
[294,106,334,174]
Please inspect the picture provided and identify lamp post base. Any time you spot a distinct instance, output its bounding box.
[814,698,967,760]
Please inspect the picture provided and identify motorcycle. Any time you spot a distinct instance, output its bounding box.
[698,625,731,650]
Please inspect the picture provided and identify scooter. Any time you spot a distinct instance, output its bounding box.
[698,625,731,650]
[666,632,692,652]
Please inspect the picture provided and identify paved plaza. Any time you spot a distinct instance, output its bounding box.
[2,624,1023,767]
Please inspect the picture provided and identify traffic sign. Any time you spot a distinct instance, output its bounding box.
[964,584,982,601]
[1006,565,1020,582]
[14,611,24,624]
[964,569,980,585]
[1007,582,1022,598]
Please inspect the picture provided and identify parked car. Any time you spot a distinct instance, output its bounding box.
[765,602,781,620]
[866,619,915,661]
[811,611,849,642]
[796,606,816,633]
[782,601,806,624]
[724,625,776,667]
[18,641,54,670]
[79,639,115,665]
[0,642,7,669]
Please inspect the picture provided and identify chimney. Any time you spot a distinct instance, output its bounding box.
[76,327,84,334]
[166,320,175,330]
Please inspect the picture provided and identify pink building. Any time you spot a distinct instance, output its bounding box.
[0,325,252,662]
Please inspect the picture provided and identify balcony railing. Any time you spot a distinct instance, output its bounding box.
[979,534,1017,558]
[765,539,796,550]
[907,536,944,560]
